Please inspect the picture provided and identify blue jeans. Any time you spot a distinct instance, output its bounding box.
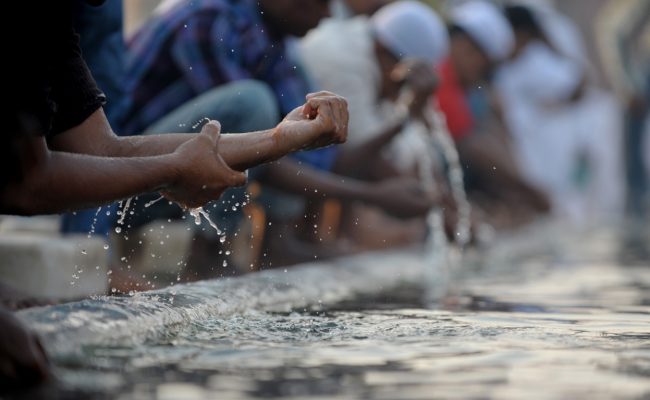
[125,80,280,237]
[64,80,280,238]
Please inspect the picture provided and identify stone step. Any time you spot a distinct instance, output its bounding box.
[0,232,108,300]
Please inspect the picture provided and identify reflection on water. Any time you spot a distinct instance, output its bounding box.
[14,224,650,400]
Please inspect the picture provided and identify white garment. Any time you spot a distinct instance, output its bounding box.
[496,40,625,222]
[301,18,385,145]
[300,17,437,172]
[644,114,650,185]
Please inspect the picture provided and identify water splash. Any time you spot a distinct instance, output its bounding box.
[189,207,222,236]
[86,207,103,238]
[428,110,472,247]
[115,197,133,233]
[191,117,212,131]
[144,196,165,208]
[21,250,427,355]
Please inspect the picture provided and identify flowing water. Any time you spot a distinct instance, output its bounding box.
[12,222,650,400]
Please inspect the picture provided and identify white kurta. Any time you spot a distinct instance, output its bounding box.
[496,39,625,223]
[299,17,435,173]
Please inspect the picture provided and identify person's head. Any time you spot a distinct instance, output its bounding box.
[371,1,448,99]
[504,5,545,55]
[259,0,331,38]
[448,1,514,87]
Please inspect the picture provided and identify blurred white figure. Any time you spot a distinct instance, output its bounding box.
[496,3,625,224]
[644,115,650,184]
[301,0,449,172]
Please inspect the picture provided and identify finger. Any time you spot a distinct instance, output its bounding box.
[230,170,247,187]
[331,98,346,137]
[306,91,337,100]
[312,99,335,130]
[200,120,221,146]
[302,103,317,120]
[212,153,247,188]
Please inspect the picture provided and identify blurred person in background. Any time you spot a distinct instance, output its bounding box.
[119,0,437,278]
[596,0,650,217]
[435,0,550,229]
[496,3,625,224]
[300,1,459,248]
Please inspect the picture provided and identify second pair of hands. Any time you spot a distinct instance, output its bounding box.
[163,91,349,209]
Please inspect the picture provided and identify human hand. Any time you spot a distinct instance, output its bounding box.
[367,177,438,218]
[276,91,348,151]
[392,59,438,119]
[163,121,246,209]
[0,308,50,390]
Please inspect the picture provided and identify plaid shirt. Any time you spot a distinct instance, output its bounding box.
[119,0,311,134]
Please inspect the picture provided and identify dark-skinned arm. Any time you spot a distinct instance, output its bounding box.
[2,122,244,215]
[50,92,348,172]
[333,115,406,176]
[264,159,437,219]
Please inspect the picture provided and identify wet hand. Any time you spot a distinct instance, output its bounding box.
[0,308,50,390]
[276,91,348,151]
[392,59,438,119]
[368,177,438,218]
[163,121,246,209]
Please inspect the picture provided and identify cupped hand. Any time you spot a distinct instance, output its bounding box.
[276,91,348,151]
[392,59,438,119]
[163,121,246,209]
[368,177,439,218]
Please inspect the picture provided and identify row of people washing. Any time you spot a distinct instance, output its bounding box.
[0,0,638,388]
[59,0,630,288]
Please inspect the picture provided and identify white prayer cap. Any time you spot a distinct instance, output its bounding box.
[450,1,515,62]
[371,1,449,66]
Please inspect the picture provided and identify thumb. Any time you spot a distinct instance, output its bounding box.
[230,170,248,187]
[200,120,221,146]
[303,99,319,120]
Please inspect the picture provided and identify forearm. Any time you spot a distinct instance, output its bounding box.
[264,159,374,203]
[1,151,178,216]
[52,109,284,170]
[333,118,404,175]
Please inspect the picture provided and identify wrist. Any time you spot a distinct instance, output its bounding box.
[158,153,183,191]
[357,180,379,204]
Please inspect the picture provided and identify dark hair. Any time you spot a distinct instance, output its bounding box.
[504,5,543,37]
[448,24,467,38]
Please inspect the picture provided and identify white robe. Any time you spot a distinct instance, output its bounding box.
[496,40,625,223]
[299,17,437,173]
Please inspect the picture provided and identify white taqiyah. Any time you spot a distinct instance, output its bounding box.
[371,1,449,66]
[450,0,515,62]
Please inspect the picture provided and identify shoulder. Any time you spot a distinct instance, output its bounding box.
[301,17,372,53]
